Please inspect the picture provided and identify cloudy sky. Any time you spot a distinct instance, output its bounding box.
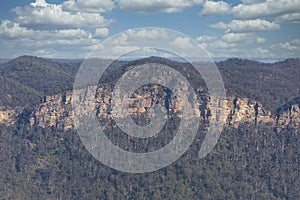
[0,0,299,60]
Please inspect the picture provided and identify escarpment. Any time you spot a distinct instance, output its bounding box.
[1,84,299,133]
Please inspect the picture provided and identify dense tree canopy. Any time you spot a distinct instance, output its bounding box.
[0,56,299,199]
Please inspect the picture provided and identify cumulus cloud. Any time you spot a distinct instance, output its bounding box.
[92,32,188,59]
[0,0,298,59]
[271,39,300,51]
[254,48,274,58]
[275,12,300,23]
[112,29,169,45]
[0,20,94,43]
[291,39,300,46]
[241,0,266,4]
[0,20,90,40]
[208,40,237,49]
[221,33,265,43]
[0,20,101,58]
[0,0,114,58]
[221,33,249,43]
[196,35,217,42]
[13,1,112,30]
[107,45,139,56]
[232,0,300,20]
[31,0,48,7]
[200,1,230,16]
[62,0,115,13]
[171,37,194,49]
[197,33,265,46]
[94,28,109,38]
[0,20,35,39]
[91,28,173,59]
[205,44,274,59]
[211,19,280,33]
[256,37,266,44]
[117,0,203,13]
[269,39,300,57]
[127,29,169,39]
[196,32,270,59]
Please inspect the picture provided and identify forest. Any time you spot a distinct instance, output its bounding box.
[0,56,299,199]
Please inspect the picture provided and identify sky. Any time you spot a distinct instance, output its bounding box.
[0,0,299,60]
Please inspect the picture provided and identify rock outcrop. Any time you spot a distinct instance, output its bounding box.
[0,106,23,125]
[0,85,299,133]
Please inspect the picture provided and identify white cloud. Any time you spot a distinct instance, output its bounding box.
[232,0,300,20]
[0,1,112,58]
[196,35,217,42]
[0,20,101,58]
[291,39,300,46]
[269,39,300,57]
[196,32,271,59]
[110,45,139,55]
[271,39,300,51]
[87,27,207,60]
[256,37,266,43]
[0,20,35,39]
[0,20,91,40]
[209,40,237,49]
[31,0,48,7]
[112,29,169,45]
[112,33,129,46]
[196,33,266,52]
[117,0,203,13]
[211,19,280,33]
[0,0,298,60]
[13,1,112,30]
[34,49,56,58]
[275,12,300,23]
[171,37,194,49]
[94,28,109,38]
[62,0,115,13]
[205,44,274,59]
[94,28,173,58]
[221,33,250,43]
[200,1,230,16]
[252,47,273,58]
[127,29,168,39]
[241,0,266,4]
[221,33,265,43]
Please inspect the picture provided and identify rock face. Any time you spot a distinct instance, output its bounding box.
[276,101,300,133]
[29,92,73,131]
[0,106,23,125]
[0,85,299,133]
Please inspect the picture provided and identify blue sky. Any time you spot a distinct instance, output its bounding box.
[0,0,299,59]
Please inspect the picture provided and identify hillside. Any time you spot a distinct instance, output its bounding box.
[0,75,41,108]
[0,56,79,102]
[0,56,299,199]
[218,58,300,112]
[0,55,299,110]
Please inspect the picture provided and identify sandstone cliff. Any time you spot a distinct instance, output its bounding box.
[0,85,299,133]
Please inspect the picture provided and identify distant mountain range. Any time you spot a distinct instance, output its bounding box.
[0,56,294,64]
[0,58,10,64]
